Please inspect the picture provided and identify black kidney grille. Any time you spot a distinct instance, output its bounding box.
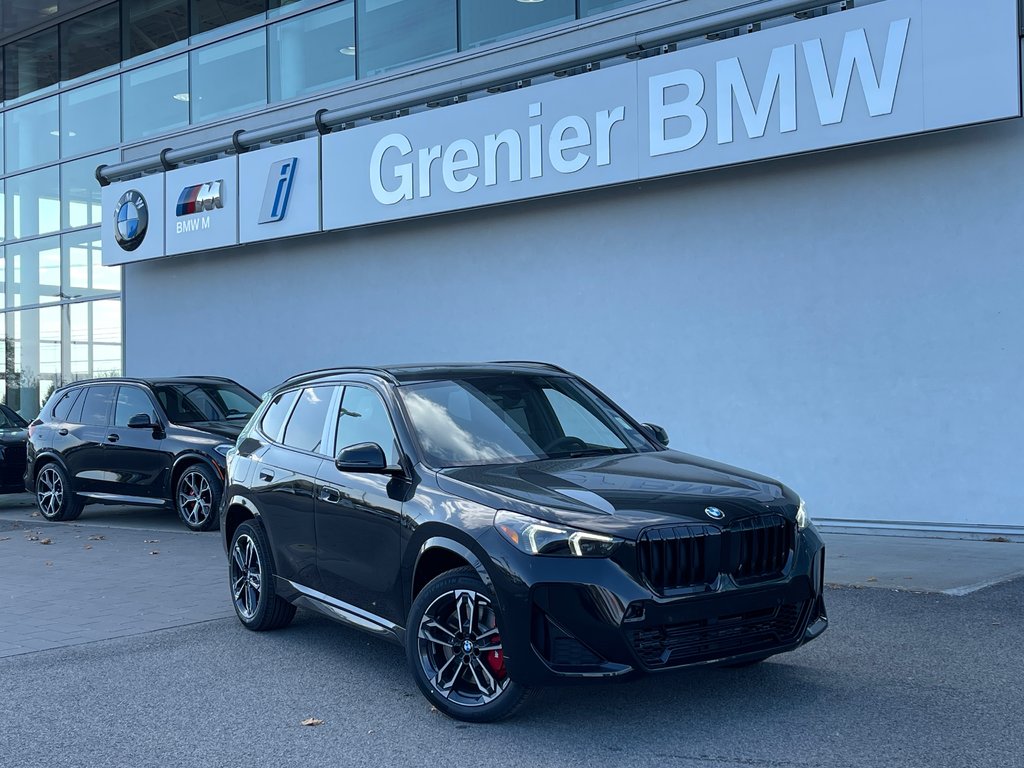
[727,514,795,583]
[631,600,810,668]
[636,524,720,593]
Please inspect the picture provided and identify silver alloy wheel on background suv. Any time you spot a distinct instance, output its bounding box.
[231,533,262,621]
[178,469,213,528]
[37,466,64,519]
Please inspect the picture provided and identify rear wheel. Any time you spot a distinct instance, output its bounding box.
[35,463,83,522]
[176,464,221,532]
[229,520,295,631]
[407,567,532,722]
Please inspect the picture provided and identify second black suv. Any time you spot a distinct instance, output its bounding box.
[26,377,260,531]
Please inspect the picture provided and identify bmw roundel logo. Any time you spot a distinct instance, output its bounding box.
[113,190,149,252]
[705,506,725,520]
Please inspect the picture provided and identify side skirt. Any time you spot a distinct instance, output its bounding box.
[276,577,406,647]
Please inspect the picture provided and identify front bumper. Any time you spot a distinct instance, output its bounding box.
[482,525,827,686]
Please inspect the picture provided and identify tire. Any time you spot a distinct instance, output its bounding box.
[406,566,532,723]
[229,520,296,631]
[175,463,221,532]
[35,463,83,522]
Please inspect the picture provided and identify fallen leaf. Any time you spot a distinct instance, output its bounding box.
[84,544,92,550]
[430,705,439,714]
[31,511,39,517]
[40,538,52,545]
[144,539,159,544]
[986,536,1011,543]
[149,550,159,555]
[26,535,39,541]
[88,535,105,541]
[0,537,10,542]
[866,577,878,582]
[44,561,53,567]
[300,718,324,727]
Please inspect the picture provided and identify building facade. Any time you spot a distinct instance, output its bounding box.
[4,0,1024,537]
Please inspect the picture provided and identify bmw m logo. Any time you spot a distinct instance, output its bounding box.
[113,190,148,252]
[705,506,725,520]
[176,180,223,216]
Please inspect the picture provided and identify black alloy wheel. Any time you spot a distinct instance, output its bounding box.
[176,464,221,532]
[407,567,531,722]
[229,520,295,631]
[35,463,83,522]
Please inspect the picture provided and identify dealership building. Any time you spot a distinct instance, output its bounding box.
[0,0,1021,537]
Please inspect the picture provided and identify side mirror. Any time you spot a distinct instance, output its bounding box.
[335,442,389,473]
[642,423,669,446]
[127,413,155,429]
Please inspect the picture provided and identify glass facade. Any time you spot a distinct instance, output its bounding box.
[0,0,656,418]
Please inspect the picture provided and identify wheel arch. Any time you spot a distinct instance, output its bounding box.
[30,451,71,484]
[410,534,493,610]
[170,453,224,500]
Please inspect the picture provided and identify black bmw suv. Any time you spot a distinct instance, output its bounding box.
[26,377,260,531]
[221,363,827,721]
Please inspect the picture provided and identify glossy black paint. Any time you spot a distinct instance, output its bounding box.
[0,405,30,494]
[25,377,258,516]
[221,363,827,687]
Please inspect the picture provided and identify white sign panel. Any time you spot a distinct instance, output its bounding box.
[164,156,239,256]
[101,173,166,266]
[239,137,321,243]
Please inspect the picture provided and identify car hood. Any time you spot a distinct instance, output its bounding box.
[177,420,245,441]
[436,450,796,538]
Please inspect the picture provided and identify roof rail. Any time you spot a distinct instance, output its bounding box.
[172,375,238,382]
[282,367,400,386]
[491,360,574,375]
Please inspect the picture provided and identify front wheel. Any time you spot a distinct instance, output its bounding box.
[406,567,532,722]
[35,463,83,522]
[176,464,221,532]
[229,520,295,631]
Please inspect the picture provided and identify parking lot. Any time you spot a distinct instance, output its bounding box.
[1,495,1022,768]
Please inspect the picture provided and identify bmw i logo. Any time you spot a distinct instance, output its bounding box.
[113,190,149,252]
[705,506,725,520]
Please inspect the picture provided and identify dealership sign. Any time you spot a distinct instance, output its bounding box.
[102,0,1020,265]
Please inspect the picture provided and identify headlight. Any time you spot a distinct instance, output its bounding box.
[214,443,233,458]
[796,498,811,529]
[494,510,620,557]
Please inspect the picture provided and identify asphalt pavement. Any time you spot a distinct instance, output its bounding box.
[1,494,1021,768]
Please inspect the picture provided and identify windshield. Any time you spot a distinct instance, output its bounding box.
[153,383,260,424]
[0,405,27,429]
[398,374,654,468]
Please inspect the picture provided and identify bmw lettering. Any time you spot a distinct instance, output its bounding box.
[175,180,224,233]
[259,158,297,224]
[113,190,148,252]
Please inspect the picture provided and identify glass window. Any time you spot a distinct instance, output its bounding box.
[190,32,267,124]
[5,167,61,241]
[60,79,121,157]
[0,180,5,243]
[114,385,157,426]
[69,299,122,381]
[283,386,333,453]
[62,151,120,230]
[79,384,116,426]
[260,389,297,441]
[2,305,63,417]
[122,55,189,142]
[192,0,267,35]
[0,113,4,175]
[269,3,354,103]
[61,4,121,82]
[460,0,574,49]
[124,0,188,60]
[152,382,258,423]
[580,0,647,15]
[543,388,621,448]
[64,231,121,298]
[335,386,397,462]
[5,96,59,173]
[356,0,456,78]
[51,388,83,422]
[4,236,62,307]
[4,28,59,101]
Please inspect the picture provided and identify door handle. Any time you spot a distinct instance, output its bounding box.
[319,486,342,504]
[259,469,275,482]
[58,428,68,436]
[106,433,120,443]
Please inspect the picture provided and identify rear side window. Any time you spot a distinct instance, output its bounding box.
[283,387,334,454]
[50,389,82,422]
[114,387,158,427]
[78,385,116,426]
[260,390,299,442]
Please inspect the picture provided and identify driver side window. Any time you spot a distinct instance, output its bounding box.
[334,386,399,464]
[114,386,158,428]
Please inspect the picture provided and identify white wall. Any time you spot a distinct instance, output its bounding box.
[125,116,1024,533]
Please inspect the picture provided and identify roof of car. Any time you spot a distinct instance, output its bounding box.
[282,361,575,387]
[58,376,244,389]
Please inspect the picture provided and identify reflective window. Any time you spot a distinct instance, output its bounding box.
[190,31,267,123]
[51,388,83,422]
[4,236,62,307]
[69,299,122,380]
[60,79,121,157]
[124,0,188,60]
[460,0,574,49]
[5,97,59,173]
[60,4,121,82]
[269,3,354,103]
[63,231,121,298]
[192,0,267,35]
[80,384,116,426]
[62,152,120,230]
[0,181,5,242]
[4,28,59,101]
[1,305,63,417]
[283,386,333,453]
[122,55,189,142]
[357,0,456,78]
[260,389,298,441]
[580,0,646,15]
[5,167,61,241]
[335,386,397,462]
[114,385,157,426]
[0,114,4,175]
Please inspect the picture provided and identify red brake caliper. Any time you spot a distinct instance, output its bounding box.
[484,618,506,678]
